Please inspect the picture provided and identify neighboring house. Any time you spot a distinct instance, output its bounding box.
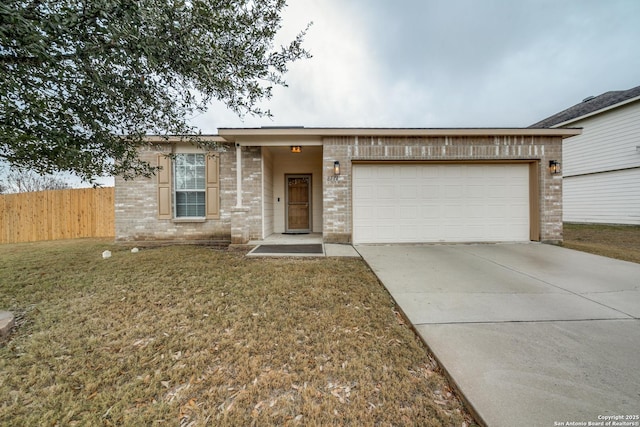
[530,85,640,225]
[115,127,580,245]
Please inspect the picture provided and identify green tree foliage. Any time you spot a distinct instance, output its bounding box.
[0,0,309,182]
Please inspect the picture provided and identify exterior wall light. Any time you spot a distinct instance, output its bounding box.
[333,161,340,176]
[549,160,561,175]
[291,146,302,153]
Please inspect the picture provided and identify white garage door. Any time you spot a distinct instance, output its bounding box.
[352,164,530,244]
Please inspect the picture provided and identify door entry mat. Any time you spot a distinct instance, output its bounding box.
[252,244,323,254]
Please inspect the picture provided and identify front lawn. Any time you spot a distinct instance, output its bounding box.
[562,223,640,264]
[0,239,475,426]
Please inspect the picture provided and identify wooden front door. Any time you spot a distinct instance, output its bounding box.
[286,174,311,233]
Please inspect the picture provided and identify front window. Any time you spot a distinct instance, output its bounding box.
[174,153,206,217]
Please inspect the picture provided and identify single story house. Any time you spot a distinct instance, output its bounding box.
[530,85,640,225]
[115,127,581,245]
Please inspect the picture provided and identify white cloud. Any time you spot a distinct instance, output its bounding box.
[191,0,640,131]
[9,0,638,187]
[193,0,401,130]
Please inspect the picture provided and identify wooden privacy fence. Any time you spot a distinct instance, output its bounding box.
[0,187,115,244]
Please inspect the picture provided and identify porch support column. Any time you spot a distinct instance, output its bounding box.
[230,207,250,244]
[230,143,250,244]
[235,143,243,207]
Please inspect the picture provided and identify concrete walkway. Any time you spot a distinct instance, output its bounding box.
[356,243,640,427]
[247,233,360,257]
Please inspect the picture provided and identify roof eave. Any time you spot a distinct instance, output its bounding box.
[550,95,640,128]
[143,135,227,143]
[218,127,582,140]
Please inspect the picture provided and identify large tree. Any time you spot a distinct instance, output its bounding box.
[0,0,309,182]
[0,168,69,193]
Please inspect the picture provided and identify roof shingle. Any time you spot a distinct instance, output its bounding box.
[529,85,640,128]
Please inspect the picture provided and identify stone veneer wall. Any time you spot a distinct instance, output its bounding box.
[115,143,264,242]
[322,135,563,243]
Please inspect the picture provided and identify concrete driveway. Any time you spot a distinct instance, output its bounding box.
[356,243,640,427]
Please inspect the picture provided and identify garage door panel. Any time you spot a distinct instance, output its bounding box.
[357,166,378,179]
[442,166,461,178]
[420,184,441,198]
[511,203,529,216]
[444,185,464,198]
[355,183,374,196]
[353,164,530,243]
[399,206,419,219]
[420,205,441,219]
[398,185,418,199]
[376,167,395,179]
[399,167,418,178]
[466,185,486,198]
[377,206,396,220]
[429,166,443,178]
[375,226,395,240]
[377,185,396,199]
[467,204,486,218]
[443,203,464,218]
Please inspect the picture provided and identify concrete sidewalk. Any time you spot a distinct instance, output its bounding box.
[356,243,640,427]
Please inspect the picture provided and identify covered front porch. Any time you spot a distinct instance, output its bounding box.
[222,129,329,244]
[261,145,324,237]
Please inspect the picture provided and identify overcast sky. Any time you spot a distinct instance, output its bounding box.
[193,0,640,131]
[5,0,639,188]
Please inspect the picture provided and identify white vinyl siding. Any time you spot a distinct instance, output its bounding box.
[353,164,530,244]
[564,168,640,224]
[559,100,640,225]
[563,101,640,177]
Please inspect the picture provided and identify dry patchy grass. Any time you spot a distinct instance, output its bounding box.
[562,223,640,264]
[0,239,475,426]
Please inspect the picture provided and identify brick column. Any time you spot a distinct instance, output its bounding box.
[323,140,352,243]
[231,207,250,244]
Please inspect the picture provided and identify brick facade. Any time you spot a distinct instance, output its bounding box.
[115,142,263,242]
[115,131,567,244]
[322,135,564,243]
[239,146,264,240]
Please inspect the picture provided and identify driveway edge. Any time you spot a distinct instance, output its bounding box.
[356,251,486,427]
